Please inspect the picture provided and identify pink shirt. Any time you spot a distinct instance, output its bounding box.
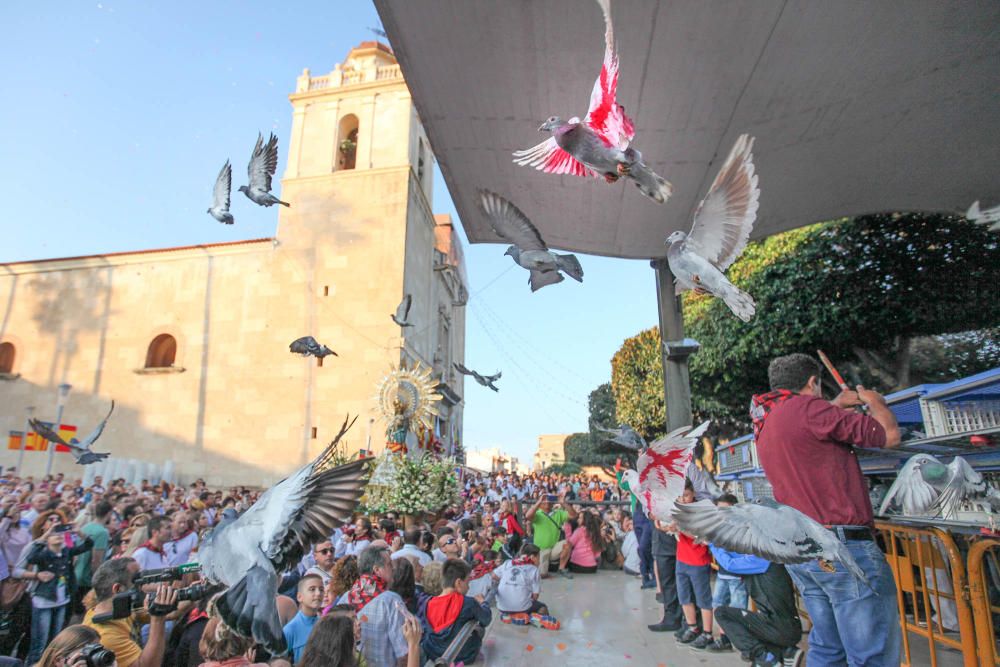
[566,525,598,568]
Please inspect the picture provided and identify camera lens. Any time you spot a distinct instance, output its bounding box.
[80,643,116,667]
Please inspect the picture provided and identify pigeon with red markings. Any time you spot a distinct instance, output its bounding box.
[619,421,709,523]
[512,0,671,203]
[665,134,760,322]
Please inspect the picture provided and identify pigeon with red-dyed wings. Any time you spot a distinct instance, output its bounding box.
[513,0,672,204]
[620,421,710,523]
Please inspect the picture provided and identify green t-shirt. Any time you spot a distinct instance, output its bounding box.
[531,509,568,549]
[74,522,109,587]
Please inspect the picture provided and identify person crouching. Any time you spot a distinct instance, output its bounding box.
[420,558,491,665]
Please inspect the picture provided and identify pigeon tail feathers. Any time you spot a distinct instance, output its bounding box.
[627,161,672,204]
[720,284,756,322]
[555,253,584,282]
[216,565,286,655]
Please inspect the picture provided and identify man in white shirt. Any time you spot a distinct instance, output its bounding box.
[131,516,171,571]
[163,511,198,567]
[492,544,547,615]
[305,541,336,587]
[391,529,432,567]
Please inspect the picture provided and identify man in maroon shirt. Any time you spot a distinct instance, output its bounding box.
[752,353,901,667]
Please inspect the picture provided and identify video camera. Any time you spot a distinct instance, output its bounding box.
[92,563,212,623]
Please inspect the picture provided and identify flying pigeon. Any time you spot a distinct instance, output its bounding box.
[596,423,647,451]
[672,498,869,586]
[619,421,709,523]
[199,415,368,654]
[879,454,1000,518]
[512,0,672,204]
[289,336,337,359]
[29,401,114,465]
[392,294,413,327]
[967,200,1000,231]
[665,134,760,322]
[478,190,583,292]
[207,160,234,224]
[239,133,290,208]
[454,362,501,392]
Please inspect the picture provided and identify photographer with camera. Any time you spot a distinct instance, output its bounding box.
[36,624,117,667]
[82,558,178,667]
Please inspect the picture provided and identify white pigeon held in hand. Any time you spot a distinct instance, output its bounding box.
[239,133,290,208]
[666,134,760,322]
[207,160,234,224]
[512,0,672,204]
[620,421,709,523]
[478,190,583,292]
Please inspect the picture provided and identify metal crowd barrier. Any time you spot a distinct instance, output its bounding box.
[875,520,978,667]
[967,538,1000,665]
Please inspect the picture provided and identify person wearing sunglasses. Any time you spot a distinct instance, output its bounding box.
[306,541,337,587]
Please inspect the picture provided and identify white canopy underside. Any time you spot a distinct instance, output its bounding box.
[374,0,1000,259]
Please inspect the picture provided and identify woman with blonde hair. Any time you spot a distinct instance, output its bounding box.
[35,623,116,667]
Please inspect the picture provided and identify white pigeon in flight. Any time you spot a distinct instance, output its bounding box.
[673,498,869,586]
[620,421,709,523]
[512,0,672,204]
[967,200,1000,231]
[665,134,760,322]
[239,133,290,208]
[478,190,583,292]
[207,160,234,224]
[391,294,413,327]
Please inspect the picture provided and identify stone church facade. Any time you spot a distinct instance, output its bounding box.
[0,42,467,487]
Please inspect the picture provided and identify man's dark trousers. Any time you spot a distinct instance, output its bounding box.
[633,505,654,584]
[652,528,681,626]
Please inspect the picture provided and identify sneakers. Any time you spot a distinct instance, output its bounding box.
[752,652,782,667]
[688,632,715,650]
[500,612,530,626]
[529,613,561,630]
[674,623,701,641]
[676,628,700,644]
[640,580,657,589]
[705,635,733,652]
[782,647,805,666]
[558,569,574,580]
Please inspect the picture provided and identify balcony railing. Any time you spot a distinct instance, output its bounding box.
[300,63,403,92]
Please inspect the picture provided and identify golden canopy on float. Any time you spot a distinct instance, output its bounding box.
[373,361,443,433]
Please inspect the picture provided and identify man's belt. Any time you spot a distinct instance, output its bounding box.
[826,525,874,542]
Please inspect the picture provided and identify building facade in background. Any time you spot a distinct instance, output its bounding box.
[0,42,467,487]
[534,434,569,471]
[465,447,528,475]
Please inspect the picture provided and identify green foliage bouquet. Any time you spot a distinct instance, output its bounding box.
[364,453,459,513]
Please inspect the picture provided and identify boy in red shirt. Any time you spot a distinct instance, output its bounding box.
[673,480,714,649]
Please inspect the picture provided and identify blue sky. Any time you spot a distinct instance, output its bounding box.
[2,1,659,464]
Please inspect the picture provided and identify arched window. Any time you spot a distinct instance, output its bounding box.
[337,114,359,171]
[145,334,176,369]
[0,342,14,374]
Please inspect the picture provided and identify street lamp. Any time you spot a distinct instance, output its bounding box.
[44,383,72,477]
[16,406,35,474]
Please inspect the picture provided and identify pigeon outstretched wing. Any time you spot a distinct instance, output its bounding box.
[211,161,233,219]
[28,420,72,449]
[247,133,279,193]
[583,0,635,150]
[453,363,473,376]
[672,499,869,585]
[933,456,999,517]
[685,134,760,272]
[478,190,549,251]
[967,200,1000,231]
[77,401,115,449]
[392,294,413,327]
[634,421,709,522]
[878,454,940,516]
[529,269,564,292]
[511,137,597,177]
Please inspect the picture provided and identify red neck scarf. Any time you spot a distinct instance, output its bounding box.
[348,573,386,612]
[470,560,499,580]
[750,390,795,440]
[512,556,535,567]
[139,540,165,556]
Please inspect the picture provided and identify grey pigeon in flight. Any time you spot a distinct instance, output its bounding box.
[200,416,368,655]
[207,160,234,224]
[391,294,413,327]
[478,190,583,292]
[967,200,1000,231]
[672,498,870,587]
[289,336,337,359]
[239,133,290,208]
[454,362,501,392]
[512,0,671,203]
[879,454,1000,518]
[666,134,760,322]
[596,423,647,451]
[30,401,114,465]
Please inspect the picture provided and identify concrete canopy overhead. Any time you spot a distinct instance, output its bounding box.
[374,0,1000,260]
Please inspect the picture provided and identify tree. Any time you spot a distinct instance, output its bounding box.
[612,214,1000,434]
[564,383,626,467]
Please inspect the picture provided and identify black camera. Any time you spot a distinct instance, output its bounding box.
[79,643,116,667]
[92,563,209,623]
[176,582,212,603]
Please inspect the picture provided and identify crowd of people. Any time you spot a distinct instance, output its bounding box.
[0,353,903,667]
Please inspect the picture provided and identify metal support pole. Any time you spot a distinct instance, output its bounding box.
[652,259,693,431]
[17,406,35,474]
[45,384,72,477]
